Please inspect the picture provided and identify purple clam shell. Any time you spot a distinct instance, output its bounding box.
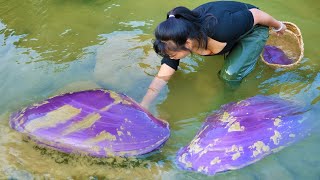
[10,89,170,157]
[263,45,293,65]
[176,95,312,175]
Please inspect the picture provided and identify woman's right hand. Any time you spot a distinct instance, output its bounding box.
[140,64,175,110]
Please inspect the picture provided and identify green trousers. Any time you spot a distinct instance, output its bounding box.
[219,25,269,87]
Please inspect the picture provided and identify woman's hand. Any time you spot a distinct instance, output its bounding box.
[140,64,175,110]
[273,21,287,35]
[140,76,168,110]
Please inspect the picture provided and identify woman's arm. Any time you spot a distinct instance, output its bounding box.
[140,64,176,110]
[249,8,287,34]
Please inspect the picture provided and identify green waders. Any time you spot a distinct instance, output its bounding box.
[219,25,269,87]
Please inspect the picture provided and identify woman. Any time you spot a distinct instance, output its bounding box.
[140,1,286,109]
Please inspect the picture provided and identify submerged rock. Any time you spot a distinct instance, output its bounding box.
[176,95,314,175]
[10,89,170,157]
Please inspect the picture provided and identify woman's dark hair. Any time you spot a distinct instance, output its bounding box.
[153,6,217,58]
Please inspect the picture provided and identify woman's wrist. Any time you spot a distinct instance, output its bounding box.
[140,76,168,109]
[272,21,284,32]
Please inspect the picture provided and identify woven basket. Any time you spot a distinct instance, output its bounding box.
[260,22,304,69]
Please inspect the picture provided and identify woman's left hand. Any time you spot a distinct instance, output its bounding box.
[274,21,287,35]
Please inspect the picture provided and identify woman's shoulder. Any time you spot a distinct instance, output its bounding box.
[193,1,256,14]
[194,1,257,42]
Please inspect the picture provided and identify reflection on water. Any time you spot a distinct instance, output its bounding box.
[0,0,320,179]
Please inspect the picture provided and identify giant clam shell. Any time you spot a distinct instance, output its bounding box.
[176,95,313,175]
[10,89,170,157]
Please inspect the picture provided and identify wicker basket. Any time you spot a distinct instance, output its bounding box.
[260,21,304,69]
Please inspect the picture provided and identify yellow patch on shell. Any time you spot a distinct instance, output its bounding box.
[100,104,114,112]
[210,157,221,165]
[270,130,281,145]
[232,152,241,160]
[32,101,50,108]
[273,118,282,127]
[62,113,101,135]
[17,111,27,126]
[100,90,134,111]
[228,122,245,132]
[187,137,204,155]
[221,112,231,122]
[179,153,193,168]
[189,142,203,154]
[236,100,250,106]
[193,125,209,140]
[25,105,82,132]
[220,112,238,130]
[122,100,132,105]
[226,145,243,160]
[117,130,124,136]
[85,130,117,144]
[106,90,132,105]
[197,166,209,173]
[250,141,270,157]
[16,108,26,121]
[198,143,215,158]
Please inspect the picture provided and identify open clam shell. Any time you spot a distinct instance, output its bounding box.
[10,89,170,157]
[176,95,313,175]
